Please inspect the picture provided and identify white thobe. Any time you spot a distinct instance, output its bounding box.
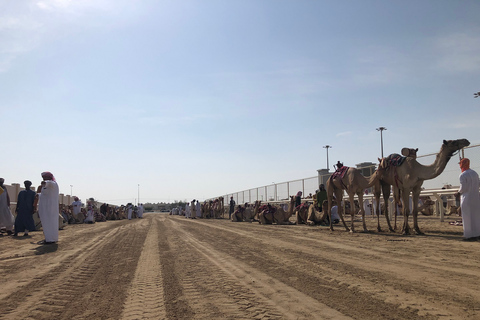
[363,199,371,215]
[127,206,133,220]
[38,180,59,242]
[196,202,201,218]
[137,205,144,218]
[0,188,14,231]
[459,169,480,238]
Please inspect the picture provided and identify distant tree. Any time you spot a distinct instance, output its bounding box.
[474,92,480,98]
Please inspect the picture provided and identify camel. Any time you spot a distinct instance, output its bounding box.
[295,202,311,225]
[259,196,295,225]
[327,165,382,233]
[231,203,256,222]
[378,139,470,235]
[213,197,225,218]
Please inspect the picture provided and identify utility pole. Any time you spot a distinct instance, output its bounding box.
[323,145,332,170]
[376,127,387,158]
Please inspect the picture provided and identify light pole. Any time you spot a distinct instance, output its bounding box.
[138,184,140,205]
[376,127,387,158]
[323,145,332,170]
[70,185,73,197]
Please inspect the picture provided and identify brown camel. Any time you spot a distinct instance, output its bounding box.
[259,196,295,225]
[327,166,382,232]
[231,203,256,222]
[379,139,470,235]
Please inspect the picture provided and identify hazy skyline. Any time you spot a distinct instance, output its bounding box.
[2,0,479,205]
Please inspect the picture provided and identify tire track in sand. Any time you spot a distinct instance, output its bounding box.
[168,217,352,320]
[121,215,166,320]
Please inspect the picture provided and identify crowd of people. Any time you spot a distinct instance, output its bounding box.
[0,172,145,245]
[170,199,222,219]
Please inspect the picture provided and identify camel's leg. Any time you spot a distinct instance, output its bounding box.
[348,193,356,233]
[401,189,411,235]
[258,212,265,224]
[374,186,382,232]
[336,190,349,232]
[358,193,368,232]
[381,182,395,232]
[295,211,301,225]
[412,185,423,235]
[326,179,335,231]
[393,188,401,231]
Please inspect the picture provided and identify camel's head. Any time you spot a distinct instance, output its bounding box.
[401,147,418,159]
[442,139,470,156]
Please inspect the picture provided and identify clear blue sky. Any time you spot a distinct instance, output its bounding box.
[2,0,479,205]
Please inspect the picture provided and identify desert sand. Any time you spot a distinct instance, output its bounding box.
[0,212,479,319]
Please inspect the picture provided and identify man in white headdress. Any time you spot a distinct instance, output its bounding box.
[37,172,59,244]
[185,203,191,218]
[72,196,83,223]
[0,178,15,235]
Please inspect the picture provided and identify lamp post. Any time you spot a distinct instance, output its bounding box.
[138,184,140,205]
[376,127,387,158]
[70,185,73,197]
[323,145,332,170]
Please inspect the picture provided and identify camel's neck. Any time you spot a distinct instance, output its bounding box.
[415,146,452,180]
[288,200,294,215]
[365,171,380,188]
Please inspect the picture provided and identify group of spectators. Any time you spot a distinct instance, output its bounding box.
[0,172,145,245]
[0,172,59,244]
[60,200,145,224]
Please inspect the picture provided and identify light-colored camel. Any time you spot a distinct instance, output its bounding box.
[327,167,382,232]
[231,203,256,222]
[379,139,470,235]
[259,196,295,225]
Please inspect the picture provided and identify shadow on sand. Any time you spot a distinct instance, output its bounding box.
[33,241,58,255]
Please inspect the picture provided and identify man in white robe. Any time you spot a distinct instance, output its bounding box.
[37,172,59,244]
[457,158,480,240]
[0,178,15,234]
[196,200,201,218]
[137,203,144,218]
[72,196,83,223]
[127,204,133,220]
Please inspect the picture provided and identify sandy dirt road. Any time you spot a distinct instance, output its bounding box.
[0,212,479,319]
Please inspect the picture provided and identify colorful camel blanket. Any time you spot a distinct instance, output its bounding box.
[259,204,276,214]
[384,153,406,167]
[295,203,309,211]
[331,166,349,180]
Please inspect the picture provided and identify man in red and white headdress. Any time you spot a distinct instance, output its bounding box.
[37,172,59,244]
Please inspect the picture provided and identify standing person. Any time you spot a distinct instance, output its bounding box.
[72,196,83,223]
[295,191,302,207]
[137,203,144,218]
[229,197,235,219]
[196,200,201,218]
[0,178,15,235]
[455,158,480,241]
[127,203,133,220]
[190,200,196,219]
[315,185,327,212]
[37,172,59,244]
[14,180,36,236]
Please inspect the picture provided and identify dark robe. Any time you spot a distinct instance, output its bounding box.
[15,189,36,232]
